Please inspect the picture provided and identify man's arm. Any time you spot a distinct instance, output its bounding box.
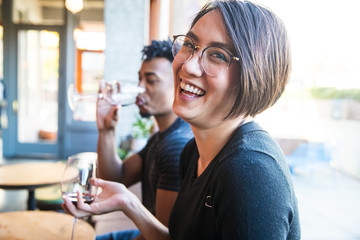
[130,172,178,240]
[155,189,178,226]
[96,99,142,187]
[97,129,142,186]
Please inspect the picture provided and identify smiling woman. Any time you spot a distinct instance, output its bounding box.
[168,2,299,239]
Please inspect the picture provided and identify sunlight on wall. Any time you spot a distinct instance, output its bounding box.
[262,0,360,89]
[255,0,360,178]
[172,0,208,35]
[74,30,105,51]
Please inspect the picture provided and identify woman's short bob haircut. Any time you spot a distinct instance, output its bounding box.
[191,0,291,119]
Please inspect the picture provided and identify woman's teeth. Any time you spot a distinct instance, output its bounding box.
[180,82,204,96]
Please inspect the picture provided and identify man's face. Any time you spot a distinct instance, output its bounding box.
[136,57,174,118]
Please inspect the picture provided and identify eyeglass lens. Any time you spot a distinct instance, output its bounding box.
[172,35,232,76]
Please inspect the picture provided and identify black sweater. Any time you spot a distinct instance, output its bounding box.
[169,121,301,240]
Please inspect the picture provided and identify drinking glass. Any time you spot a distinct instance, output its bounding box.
[61,155,98,240]
[67,80,144,121]
[99,80,145,107]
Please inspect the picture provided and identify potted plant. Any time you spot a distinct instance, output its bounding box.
[131,115,154,152]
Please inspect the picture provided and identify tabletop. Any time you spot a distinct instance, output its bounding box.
[0,161,67,210]
[0,161,66,189]
[0,211,95,240]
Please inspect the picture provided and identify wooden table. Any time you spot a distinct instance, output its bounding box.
[0,211,95,240]
[0,161,66,210]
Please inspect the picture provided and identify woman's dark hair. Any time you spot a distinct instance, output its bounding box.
[191,0,291,119]
[142,39,174,62]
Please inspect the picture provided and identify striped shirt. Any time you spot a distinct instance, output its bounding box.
[138,118,193,215]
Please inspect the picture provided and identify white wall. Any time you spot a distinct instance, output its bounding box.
[104,0,146,141]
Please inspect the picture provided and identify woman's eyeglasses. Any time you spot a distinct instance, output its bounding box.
[172,34,239,77]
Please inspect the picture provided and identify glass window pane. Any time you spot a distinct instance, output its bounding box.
[0,0,3,80]
[13,0,64,25]
[80,50,104,94]
[0,26,3,80]
[0,3,5,130]
[18,30,59,143]
[70,1,105,122]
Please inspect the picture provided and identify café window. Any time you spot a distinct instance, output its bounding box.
[76,49,104,94]
[72,27,105,121]
[70,0,104,121]
[12,0,65,25]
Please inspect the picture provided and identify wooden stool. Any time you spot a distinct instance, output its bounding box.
[0,211,95,240]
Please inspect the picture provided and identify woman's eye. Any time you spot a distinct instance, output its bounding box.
[183,40,194,49]
[208,51,229,63]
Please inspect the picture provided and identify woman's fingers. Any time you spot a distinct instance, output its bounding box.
[61,202,70,214]
[91,178,107,189]
[62,197,81,217]
[62,194,91,218]
[76,191,93,212]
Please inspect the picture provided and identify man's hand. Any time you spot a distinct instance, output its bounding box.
[96,98,119,131]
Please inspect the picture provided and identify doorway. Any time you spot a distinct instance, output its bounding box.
[14,27,61,157]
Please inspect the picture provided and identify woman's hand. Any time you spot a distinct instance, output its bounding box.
[62,178,171,240]
[62,178,138,218]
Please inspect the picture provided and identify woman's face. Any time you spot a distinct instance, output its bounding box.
[172,10,240,129]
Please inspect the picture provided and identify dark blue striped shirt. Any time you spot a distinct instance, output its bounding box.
[138,117,193,215]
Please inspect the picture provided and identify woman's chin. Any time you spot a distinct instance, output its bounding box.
[172,104,191,122]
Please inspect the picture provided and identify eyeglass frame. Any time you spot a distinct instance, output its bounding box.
[172,34,240,76]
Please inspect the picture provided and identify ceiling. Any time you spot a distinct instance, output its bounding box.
[14,0,104,29]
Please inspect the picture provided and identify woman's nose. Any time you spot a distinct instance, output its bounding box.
[181,51,204,77]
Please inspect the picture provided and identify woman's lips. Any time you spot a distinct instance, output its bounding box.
[180,80,205,96]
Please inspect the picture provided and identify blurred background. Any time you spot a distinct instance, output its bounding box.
[0,0,359,239]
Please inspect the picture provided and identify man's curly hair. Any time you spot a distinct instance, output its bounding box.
[141,39,174,62]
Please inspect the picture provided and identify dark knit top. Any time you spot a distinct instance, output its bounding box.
[138,117,193,215]
[169,121,301,239]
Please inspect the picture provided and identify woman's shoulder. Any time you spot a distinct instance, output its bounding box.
[215,125,290,184]
[223,121,286,169]
[213,139,294,204]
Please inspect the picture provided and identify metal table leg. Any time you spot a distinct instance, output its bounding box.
[27,189,36,210]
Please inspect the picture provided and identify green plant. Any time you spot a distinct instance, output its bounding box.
[117,147,130,159]
[132,115,153,139]
[308,87,360,102]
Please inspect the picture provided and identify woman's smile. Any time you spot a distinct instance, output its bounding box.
[179,80,205,98]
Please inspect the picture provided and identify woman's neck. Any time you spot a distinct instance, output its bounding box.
[193,117,250,176]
